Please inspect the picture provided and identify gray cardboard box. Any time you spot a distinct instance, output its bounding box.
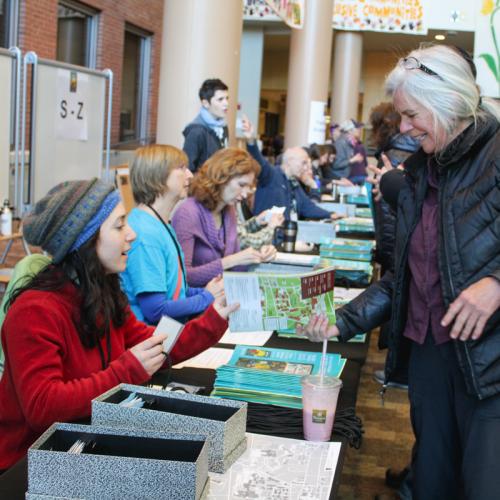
[91,384,247,473]
[27,422,209,500]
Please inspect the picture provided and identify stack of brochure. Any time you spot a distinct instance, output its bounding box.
[211,345,346,409]
[354,207,373,218]
[319,238,375,262]
[335,217,375,234]
[318,258,373,287]
[346,193,370,206]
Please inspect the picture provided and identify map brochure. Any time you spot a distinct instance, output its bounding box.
[223,267,336,333]
[211,345,346,408]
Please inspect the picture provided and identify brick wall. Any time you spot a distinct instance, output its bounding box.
[18,0,164,145]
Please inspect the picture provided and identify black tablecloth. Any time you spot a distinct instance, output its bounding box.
[0,332,366,500]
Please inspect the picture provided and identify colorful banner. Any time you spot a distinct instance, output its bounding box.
[475,0,500,98]
[333,0,427,35]
[264,0,305,29]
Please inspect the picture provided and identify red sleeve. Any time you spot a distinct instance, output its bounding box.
[2,301,151,433]
[121,306,155,348]
[169,305,228,365]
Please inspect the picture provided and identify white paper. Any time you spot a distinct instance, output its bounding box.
[264,205,286,222]
[172,347,233,370]
[296,220,336,244]
[219,328,273,346]
[207,432,341,499]
[274,252,319,266]
[153,315,184,354]
[55,69,89,141]
[317,202,356,217]
[307,100,326,145]
[334,286,366,304]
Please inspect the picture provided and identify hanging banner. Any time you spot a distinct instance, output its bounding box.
[475,0,500,98]
[264,0,305,29]
[333,0,427,35]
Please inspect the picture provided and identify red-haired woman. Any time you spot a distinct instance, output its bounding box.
[172,148,276,287]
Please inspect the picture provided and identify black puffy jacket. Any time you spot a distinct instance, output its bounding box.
[336,114,500,400]
[373,134,420,273]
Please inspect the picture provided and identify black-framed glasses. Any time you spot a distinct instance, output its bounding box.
[401,57,443,80]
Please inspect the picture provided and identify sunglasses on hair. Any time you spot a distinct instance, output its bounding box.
[400,57,443,80]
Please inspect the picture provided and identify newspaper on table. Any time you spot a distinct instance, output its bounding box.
[224,267,336,332]
[207,432,341,500]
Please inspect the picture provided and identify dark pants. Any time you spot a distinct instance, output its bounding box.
[408,333,500,500]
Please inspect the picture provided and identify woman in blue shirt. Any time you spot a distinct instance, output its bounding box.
[121,145,224,324]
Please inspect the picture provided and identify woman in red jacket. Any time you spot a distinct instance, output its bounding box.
[0,178,237,471]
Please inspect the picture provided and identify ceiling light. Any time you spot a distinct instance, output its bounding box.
[435,34,446,41]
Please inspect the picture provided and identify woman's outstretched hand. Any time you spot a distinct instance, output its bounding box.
[296,314,340,342]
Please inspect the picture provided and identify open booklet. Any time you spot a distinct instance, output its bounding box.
[223,267,336,332]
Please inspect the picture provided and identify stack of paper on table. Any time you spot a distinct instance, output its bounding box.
[296,220,336,244]
[319,258,373,287]
[211,345,346,409]
[317,202,356,217]
[320,238,375,262]
[335,217,375,233]
[273,251,320,266]
[355,206,373,218]
[219,329,273,346]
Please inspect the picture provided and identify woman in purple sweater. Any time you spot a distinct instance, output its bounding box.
[172,148,276,287]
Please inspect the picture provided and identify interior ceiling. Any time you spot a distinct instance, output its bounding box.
[263,29,474,54]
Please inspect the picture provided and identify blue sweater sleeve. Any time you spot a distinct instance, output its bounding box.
[295,185,331,219]
[137,289,214,324]
[247,143,275,187]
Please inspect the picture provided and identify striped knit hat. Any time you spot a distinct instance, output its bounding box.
[23,178,120,263]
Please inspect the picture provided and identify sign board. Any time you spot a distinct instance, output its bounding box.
[56,69,89,141]
[333,0,427,35]
[30,61,106,203]
[307,101,326,145]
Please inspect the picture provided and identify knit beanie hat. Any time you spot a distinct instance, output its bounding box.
[23,178,120,263]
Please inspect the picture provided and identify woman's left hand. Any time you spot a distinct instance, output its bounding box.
[441,276,500,341]
[213,295,240,319]
[259,245,277,262]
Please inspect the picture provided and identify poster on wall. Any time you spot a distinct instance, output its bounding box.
[475,0,500,98]
[307,101,326,145]
[333,0,427,35]
[264,0,304,29]
[55,69,89,141]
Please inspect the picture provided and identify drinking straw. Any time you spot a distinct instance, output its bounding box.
[319,338,328,384]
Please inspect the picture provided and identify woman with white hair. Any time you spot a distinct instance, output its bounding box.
[301,44,500,499]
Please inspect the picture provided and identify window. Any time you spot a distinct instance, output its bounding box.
[119,25,151,143]
[0,0,19,48]
[57,1,97,68]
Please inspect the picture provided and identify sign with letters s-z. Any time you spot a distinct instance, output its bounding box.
[56,69,89,141]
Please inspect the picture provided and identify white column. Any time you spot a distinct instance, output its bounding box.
[157,0,243,147]
[284,0,334,148]
[237,27,264,136]
[331,31,363,124]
